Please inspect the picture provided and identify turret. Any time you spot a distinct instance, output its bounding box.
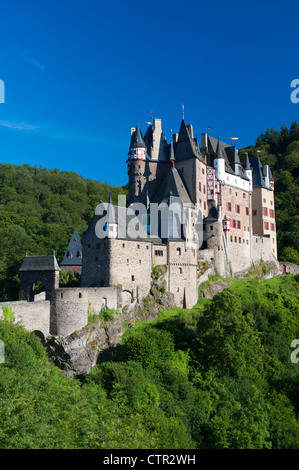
[232,145,243,175]
[127,121,147,162]
[244,152,252,191]
[104,192,117,239]
[214,138,225,180]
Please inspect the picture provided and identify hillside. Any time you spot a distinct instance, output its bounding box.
[0,274,298,449]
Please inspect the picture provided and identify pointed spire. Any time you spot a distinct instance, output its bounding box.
[216,137,224,159]
[244,152,251,170]
[106,192,115,224]
[232,145,241,164]
[130,121,146,149]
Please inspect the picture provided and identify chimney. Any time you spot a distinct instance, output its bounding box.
[201,133,208,152]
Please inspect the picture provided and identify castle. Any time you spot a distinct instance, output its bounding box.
[0,113,283,339]
[80,115,278,307]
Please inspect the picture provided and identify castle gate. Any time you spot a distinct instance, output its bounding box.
[19,255,60,302]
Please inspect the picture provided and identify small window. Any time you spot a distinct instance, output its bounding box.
[132,275,135,281]
[87,244,91,249]
[61,292,63,299]
[122,243,125,248]
[137,244,140,249]
[127,259,129,263]
[177,247,181,255]
[95,257,98,261]
[210,225,213,231]
[179,268,182,274]
[79,292,82,298]
[239,237,241,243]
[139,260,142,264]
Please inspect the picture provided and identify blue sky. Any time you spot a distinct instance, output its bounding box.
[0,0,298,187]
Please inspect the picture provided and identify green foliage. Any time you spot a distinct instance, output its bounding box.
[0,163,128,301]
[2,306,14,323]
[122,329,175,368]
[0,277,298,449]
[59,270,81,287]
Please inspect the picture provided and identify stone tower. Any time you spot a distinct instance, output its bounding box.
[127,122,148,205]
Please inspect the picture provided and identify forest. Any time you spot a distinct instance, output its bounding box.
[0,275,298,449]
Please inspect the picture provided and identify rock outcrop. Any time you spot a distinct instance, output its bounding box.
[46,313,125,377]
[201,279,231,299]
[122,264,175,324]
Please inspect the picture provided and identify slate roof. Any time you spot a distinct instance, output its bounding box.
[208,136,249,180]
[250,157,273,189]
[174,120,205,163]
[130,122,147,149]
[86,204,159,243]
[19,255,61,272]
[204,203,219,223]
[151,167,194,206]
[60,229,82,266]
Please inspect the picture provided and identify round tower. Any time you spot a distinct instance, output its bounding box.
[214,138,225,181]
[127,122,148,205]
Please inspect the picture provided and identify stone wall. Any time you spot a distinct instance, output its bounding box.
[221,184,252,274]
[0,300,50,336]
[50,286,119,337]
[167,241,198,308]
[280,262,299,275]
[252,235,275,265]
[252,187,277,258]
[110,239,152,303]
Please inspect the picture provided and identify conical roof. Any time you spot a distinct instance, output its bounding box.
[216,138,224,159]
[130,122,146,149]
[244,152,251,170]
[59,229,82,266]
